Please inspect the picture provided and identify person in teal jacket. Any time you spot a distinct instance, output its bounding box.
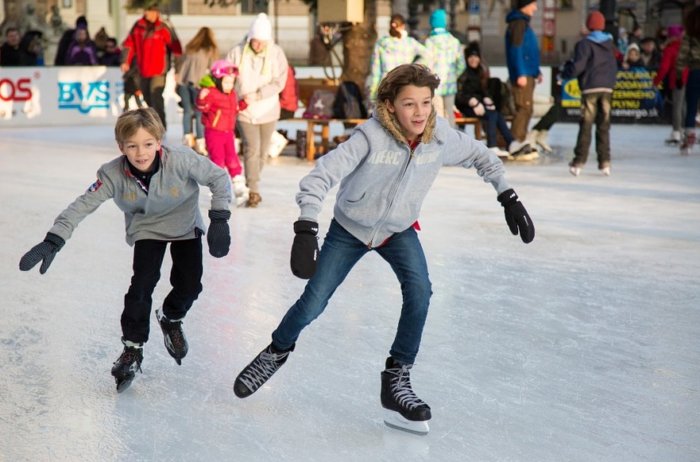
[232,64,535,435]
[505,0,542,147]
[19,108,232,393]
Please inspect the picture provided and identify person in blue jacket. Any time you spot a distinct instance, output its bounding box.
[231,64,535,435]
[505,0,542,151]
[560,11,618,176]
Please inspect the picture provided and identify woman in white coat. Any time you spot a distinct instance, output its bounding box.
[227,13,288,207]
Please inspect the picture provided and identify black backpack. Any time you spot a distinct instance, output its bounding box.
[332,81,368,119]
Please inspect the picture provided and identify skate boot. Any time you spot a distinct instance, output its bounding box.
[381,357,431,435]
[665,130,681,146]
[569,162,582,177]
[231,175,250,208]
[195,138,208,156]
[509,140,539,161]
[680,130,695,155]
[534,129,552,153]
[183,133,195,148]
[233,343,294,398]
[156,309,188,365]
[111,341,143,393]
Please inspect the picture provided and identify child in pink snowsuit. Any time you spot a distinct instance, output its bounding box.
[197,60,249,205]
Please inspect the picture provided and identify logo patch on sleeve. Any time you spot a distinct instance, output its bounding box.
[88,179,103,192]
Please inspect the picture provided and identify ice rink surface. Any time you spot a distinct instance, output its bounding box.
[1,121,699,462]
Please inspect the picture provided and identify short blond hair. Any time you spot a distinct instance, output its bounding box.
[114,108,165,144]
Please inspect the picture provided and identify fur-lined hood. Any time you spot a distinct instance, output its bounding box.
[373,100,437,145]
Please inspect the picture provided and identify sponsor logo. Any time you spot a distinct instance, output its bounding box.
[0,77,33,102]
[58,81,110,113]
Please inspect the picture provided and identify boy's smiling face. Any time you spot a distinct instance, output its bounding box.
[386,85,433,142]
[119,127,161,173]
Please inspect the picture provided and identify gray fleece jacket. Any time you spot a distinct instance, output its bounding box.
[49,145,231,246]
[296,103,511,248]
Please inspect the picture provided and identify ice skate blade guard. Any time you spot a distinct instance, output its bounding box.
[383,409,430,435]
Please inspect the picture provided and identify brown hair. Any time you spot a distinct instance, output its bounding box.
[185,26,218,58]
[114,108,165,144]
[376,64,441,104]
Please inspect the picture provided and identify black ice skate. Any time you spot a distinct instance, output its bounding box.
[111,343,143,393]
[233,343,294,398]
[156,309,188,365]
[381,357,431,435]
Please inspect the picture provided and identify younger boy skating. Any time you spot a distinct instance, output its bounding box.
[19,108,232,392]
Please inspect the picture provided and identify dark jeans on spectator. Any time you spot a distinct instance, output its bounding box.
[121,237,203,344]
[683,69,700,129]
[140,74,167,129]
[572,91,612,168]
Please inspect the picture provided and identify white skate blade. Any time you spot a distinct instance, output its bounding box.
[383,409,430,435]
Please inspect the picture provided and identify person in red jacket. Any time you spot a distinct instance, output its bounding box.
[121,3,182,129]
[197,60,250,206]
[279,64,299,119]
[653,24,688,145]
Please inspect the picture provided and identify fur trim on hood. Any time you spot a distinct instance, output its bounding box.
[374,100,437,145]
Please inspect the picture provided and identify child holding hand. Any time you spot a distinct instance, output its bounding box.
[19,108,232,392]
[197,59,250,206]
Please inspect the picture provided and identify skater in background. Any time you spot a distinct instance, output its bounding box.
[232,64,535,435]
[424,8,465,127]
[227,13,289,208]
[197,59,250,206]
[19,108,232,392]
[676,5,700,155]
[176,26,218,155]
[653,24,687,146]
[560,11,618,176]
[122,60,146,111]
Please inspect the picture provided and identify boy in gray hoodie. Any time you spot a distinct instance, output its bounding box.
[232,64,535,435]
[19,108,232,392]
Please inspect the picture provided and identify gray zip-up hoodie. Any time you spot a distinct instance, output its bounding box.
[296,103,511,248]
[49,145,231,246]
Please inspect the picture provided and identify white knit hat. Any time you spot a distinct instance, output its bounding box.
[249,13,272,41]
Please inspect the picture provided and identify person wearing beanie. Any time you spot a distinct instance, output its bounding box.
[505,0,542,155]
[367,14,431,102]
[456,41,536,160]
[226,13,289,208]
[653,24,687,145]
[560,10,617,176]
[121,4,183,129]
[54,15,89,65]
[425,9,465,126]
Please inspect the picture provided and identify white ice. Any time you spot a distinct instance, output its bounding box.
[1,122,699,461]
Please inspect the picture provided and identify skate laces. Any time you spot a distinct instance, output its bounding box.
[239,349,289,391]
[387,364,426,410]
[118,347,143,370]
[162,320,186,350]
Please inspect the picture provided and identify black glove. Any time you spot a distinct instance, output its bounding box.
[19,233,66,274]
[497,189,535,244]
[290,220,319,279]
[207,209,231,258]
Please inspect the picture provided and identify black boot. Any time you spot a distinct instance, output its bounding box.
[111,342,143,393]
[233,343,294,398]
[381,357,431,434]
[156,309,188,365]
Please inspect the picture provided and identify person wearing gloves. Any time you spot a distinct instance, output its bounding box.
[560,11,618,176]
[231,64,535,435]
[424,9,465,127]
[19,108,232,393]
[226,13,288,208]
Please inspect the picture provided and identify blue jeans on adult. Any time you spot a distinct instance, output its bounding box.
[683,69,700,129]
[272,219,433,365]
[177,83,203,138]
[483,109,514,148]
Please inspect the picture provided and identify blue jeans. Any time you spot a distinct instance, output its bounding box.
[272,220,433,364]
[483,109,514,148]
[177,83,203,138]
[684,69,700,129]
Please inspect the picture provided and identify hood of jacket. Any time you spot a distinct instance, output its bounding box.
[587,30,614,45]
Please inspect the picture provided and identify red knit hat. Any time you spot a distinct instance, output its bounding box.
[586,11,606,31]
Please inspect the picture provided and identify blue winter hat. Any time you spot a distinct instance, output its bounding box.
[430,9,447,30]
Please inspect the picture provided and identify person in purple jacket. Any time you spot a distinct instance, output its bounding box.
[19,108,232,393]
[232,64,535,435]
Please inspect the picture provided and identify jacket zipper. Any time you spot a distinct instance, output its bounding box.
[366,145,416,248]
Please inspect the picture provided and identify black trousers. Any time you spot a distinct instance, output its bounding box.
[139,74,167,129]
[121,238,203,344]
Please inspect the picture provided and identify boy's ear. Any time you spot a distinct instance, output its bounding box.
[385,99,395,113]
